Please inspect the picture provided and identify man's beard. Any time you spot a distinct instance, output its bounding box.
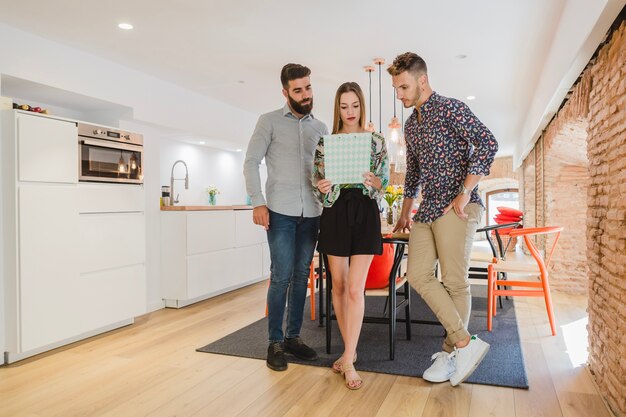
[288,94,313,115]
[402,86,422,108]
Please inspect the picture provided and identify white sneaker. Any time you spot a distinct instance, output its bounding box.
[450,335,490,386]
[422,351,456,383]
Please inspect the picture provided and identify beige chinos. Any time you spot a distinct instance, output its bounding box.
[406,203,483,352]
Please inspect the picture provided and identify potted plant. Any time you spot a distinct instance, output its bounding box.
[206,185,220,206]
[383,185,403,225]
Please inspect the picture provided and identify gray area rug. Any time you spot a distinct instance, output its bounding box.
[197,285,528,389]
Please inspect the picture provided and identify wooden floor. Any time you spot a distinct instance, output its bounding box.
[0,280,613,417]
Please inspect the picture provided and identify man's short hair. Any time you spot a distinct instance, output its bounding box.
[280,63,311,89]
[387,52,427,77]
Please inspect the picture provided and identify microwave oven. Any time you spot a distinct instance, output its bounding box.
[78,123,143,184]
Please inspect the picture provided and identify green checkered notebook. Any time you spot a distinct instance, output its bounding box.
[323,133,371,184]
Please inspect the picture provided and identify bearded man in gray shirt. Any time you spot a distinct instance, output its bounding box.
[243,63,328,371]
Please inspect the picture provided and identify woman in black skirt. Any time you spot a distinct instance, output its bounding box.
[312,82,389,390]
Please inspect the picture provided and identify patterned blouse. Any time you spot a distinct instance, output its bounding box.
[312,131,389,208]
[404,92,498,224]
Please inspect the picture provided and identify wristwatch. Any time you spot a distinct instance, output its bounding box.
[459,184,471,196]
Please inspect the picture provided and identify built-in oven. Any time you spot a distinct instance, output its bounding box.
[78,123,143,184]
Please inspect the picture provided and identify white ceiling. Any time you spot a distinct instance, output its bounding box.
[0,0,623,163]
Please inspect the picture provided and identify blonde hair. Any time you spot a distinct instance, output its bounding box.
[332,82,366,134]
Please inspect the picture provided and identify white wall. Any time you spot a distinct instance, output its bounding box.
[158,140,247,207]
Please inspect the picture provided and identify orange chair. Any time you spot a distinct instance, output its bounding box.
[487,226,563,336]
[265,260,320,320]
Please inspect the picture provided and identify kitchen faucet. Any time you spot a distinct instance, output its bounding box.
[170,160,189,205]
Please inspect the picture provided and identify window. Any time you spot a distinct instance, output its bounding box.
[486,188,519,225]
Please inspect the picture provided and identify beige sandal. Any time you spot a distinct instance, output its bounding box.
[341,363,363,390]
[332,352,357,374]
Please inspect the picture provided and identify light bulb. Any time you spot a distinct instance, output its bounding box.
[395,140,407,173]
[389,128,400,143]
[387,116,402,143]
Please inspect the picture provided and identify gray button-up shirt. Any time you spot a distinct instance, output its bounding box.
[244,104,329,217]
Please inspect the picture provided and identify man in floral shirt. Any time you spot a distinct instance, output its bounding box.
[389,52,498,386]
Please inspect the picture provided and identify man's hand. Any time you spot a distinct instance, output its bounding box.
[253,205,270,230]
[443,193,470,220]
[317,179,332,194]
[393,214,412,233]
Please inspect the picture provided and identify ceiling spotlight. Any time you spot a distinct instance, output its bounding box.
[118,23,133,30]
[236,149,242,152]
[237,80,245,84]
[199,141,206,145]
[466,95,476,101]
[456,54,467,59]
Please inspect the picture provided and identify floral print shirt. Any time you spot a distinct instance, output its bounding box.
[312,131,389,208]
[404,92,498,223]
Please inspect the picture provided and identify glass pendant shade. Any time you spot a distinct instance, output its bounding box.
[388,116,401,143]
[395,138,407,173]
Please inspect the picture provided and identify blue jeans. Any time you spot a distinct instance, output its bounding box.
[266,210,320,343]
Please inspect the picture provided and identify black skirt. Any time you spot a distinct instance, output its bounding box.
[317,188,382,257]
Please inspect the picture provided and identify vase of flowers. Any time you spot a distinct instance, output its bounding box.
[383,185,403,225]
[206,185,220,206]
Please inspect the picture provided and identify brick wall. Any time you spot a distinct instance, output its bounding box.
[389,163,405,187]
[519,61,592,294]
[521,148,537,230]
[484,156,515,180]
[585,21,626,417]
[520,21,625,415]
[540,68,591,294]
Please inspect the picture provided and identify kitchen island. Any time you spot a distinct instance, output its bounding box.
[160,205,269,308]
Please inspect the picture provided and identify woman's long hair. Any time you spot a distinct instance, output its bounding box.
[332,82,366,134]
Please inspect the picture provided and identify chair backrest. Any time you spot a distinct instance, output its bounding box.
[509,226,563,274]
[476,222,522,259]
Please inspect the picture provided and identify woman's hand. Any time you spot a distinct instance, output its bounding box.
[317,179,332,194]
[362,172,382,190]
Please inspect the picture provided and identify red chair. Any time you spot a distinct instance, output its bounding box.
[487,226,563,335]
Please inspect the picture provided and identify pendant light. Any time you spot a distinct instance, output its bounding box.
[364,65,375,132]
[395,104,407,173]
[387,87,401,144]
[374,58,385,134]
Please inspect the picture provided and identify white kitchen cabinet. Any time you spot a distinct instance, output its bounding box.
[187,211,235,255]
[74,264,145,332]
[161,208,268,308]
[187,249,236,299]
[18,183,79,352]
[77,183,144,213]
[2,111,146,364]
[17,112,78,183]
[78,211,145,273]
[235,210,266,247]
[235,245,264,286]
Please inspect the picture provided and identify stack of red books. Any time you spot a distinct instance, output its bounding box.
[493,207,523,235]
